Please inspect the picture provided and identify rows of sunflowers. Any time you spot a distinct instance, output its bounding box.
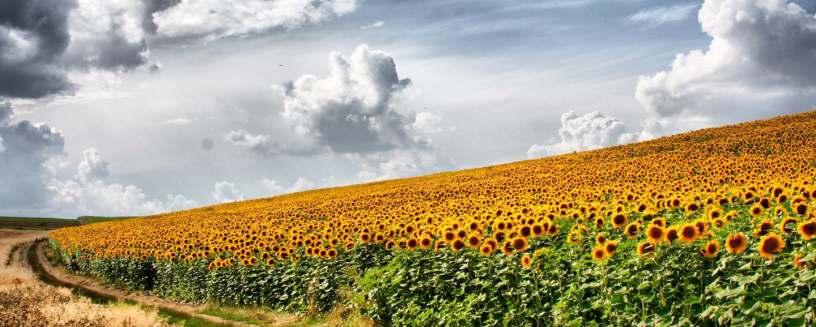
[51,111,816,325]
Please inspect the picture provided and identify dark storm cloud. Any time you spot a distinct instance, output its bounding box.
[142,0,181,34]
[0,0,76,98]
[0,101,65,208]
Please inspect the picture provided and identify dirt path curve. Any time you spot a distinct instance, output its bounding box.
[27,239,302,326]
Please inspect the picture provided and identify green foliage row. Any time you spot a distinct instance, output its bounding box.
[50,206,816,326]
[51,240,393,314]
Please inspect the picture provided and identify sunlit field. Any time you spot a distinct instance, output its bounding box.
[51,111,816,326]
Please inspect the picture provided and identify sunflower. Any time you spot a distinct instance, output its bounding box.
[592,246,607,262]
[757,233,785,260]
[519,225,532,238]
[595,233,606,245]
[794,203,809,216]
[604,240,619,255]
[679,224,698,243]
[650,218,666,227]
[646,225,665,244]
[512,236,529,252]
[451,239,466,252]
[779,217,798,234]
[663,227,679,243]
[532,224,545,236]
[700,240,720,258]
[420,236,433,249]
[466,234,481,248]
[708,208,723,220]
[636,241,655,257]
[502,241,514,256]
[753,219,774,237]
[567,231,582,244]
[712,218,727,229]
[480,244,494,256]
[612,214,628,228]
[625,222,641,238]
[594,217,605,229]
[407,238,419,250]
[793,254,806,269]
[798,219,816,240]
[725,232,748,254]
[749,204,764,217]
[520,254,533,269]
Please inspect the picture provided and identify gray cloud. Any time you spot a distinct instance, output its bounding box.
[0,101,65,209]
[636,0,816,118]
[527,111,633,158]
[278,44,421,155]
[0,0,76,98]
[226,129,325,157]
[142,0,181,34]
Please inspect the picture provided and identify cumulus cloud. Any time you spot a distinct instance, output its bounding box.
[527,111,634,158]
[627,3,699,28]
[635,0,816,119]
[277,44,423,154]
[356,148,453,181]
[0,101,66,209]
[47,147,198,216]
[1,0,357,99]
[212,181,243,203]
[261,177,316,195]
[76,148,110,183]
[412,111,455,134]
[152,0,358,41]
[225,129,325,157]
[361,20,385,30]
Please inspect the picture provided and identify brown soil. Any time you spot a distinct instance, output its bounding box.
[31,240,302,327]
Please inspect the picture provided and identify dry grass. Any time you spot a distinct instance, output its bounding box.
[0,231,167,327]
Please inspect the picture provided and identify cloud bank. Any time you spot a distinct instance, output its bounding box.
[527,111,633,158]
[532,0,816,158]
[47,148,198,216]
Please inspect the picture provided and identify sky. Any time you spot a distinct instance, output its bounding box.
[2,0,816,217]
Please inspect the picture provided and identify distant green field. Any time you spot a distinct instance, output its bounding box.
[0,216,134,230]
[0,217,79,230]
[77,216,135,225]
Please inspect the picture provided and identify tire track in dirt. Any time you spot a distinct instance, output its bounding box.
[27,240,302,327]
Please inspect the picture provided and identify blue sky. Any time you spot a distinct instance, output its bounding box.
[2,0,816,217]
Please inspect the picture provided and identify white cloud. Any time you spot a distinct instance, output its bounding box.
[635,0,816,119]
[527,111,634,158]
[212,181,244,203]
[225,129,325,157]
[261,177,318,196]
[277,44,420,154]
[627,3,698,28]
[47,148,198,216]
[160,117,192,126]
[153,0,358,41]
[412,111,454,134]
[361,20,385,30]
[0,135,5,154]
[356,148,452,181]
[76,148,110,183]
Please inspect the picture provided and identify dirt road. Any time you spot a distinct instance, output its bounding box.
[1,229,302,326]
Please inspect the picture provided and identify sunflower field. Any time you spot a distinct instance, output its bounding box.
[50,111,816,326]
